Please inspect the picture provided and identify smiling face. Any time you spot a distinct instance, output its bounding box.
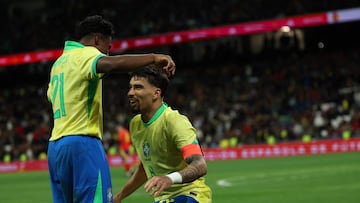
[128,76,161,116]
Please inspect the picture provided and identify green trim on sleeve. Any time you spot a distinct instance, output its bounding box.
[92,54,106,78]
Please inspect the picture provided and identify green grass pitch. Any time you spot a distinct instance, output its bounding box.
[1,152,359,203]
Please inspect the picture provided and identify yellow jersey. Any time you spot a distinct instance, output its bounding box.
[130,103,212,202]
[47,41,105,141]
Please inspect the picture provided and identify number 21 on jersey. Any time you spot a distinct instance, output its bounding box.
[50,72,66,119]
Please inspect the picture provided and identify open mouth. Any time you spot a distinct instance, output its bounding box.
[128,99,137,105]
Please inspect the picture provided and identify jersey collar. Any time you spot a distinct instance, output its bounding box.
[143,103,168,127]
[64,41,85,51]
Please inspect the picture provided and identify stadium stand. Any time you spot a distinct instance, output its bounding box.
[1,0,360,161]
[1,0,359,54]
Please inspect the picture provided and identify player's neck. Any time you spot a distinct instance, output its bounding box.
[141,101,163,123]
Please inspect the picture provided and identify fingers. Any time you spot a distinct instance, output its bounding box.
[150,185,162,197]
[163,64,176,77]
[144,176,172,197]
[154,54,176,76]
[144,178,159,194]
[161,56,176,77]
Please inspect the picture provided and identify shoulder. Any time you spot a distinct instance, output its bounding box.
[130,114,141,122]
[164,107,192,125]
[129,114,142,127]
[164,107,181,119]
[80,46,104,58]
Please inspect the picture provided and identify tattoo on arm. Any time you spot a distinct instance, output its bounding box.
[179,154,208,183]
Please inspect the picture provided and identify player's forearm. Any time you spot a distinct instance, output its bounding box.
[115,179,144,201]
[97,54,155,73]
[116,183,139,200]
[116,164,147,199]
[179,154,208,183]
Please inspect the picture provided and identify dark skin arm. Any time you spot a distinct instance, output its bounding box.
[96,54,176,76]
[144,154,208,197]
[80,34,175,76]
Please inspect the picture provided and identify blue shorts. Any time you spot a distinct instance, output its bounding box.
[155,195,198,203]
[48,135,113,203]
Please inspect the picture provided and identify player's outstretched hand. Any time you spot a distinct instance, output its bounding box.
[144,175,173,197]
[153,54,176,77]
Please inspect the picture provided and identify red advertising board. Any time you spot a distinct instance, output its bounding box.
[1,138,359,173]
[1,7,359,67]
[203,137,360,161]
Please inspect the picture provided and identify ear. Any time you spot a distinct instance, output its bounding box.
[153,88,161,99]
[94,34,100,45]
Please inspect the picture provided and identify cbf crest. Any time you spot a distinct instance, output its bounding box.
[143,142,151,161]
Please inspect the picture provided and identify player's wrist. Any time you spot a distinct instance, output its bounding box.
[166,172,182,184]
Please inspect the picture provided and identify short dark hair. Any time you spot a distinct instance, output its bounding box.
[130,65,170,97]
[75,15,114,40]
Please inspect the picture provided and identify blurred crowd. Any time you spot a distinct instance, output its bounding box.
[0,0,358,54]
[1,44,360,162]
[1,0,360,162]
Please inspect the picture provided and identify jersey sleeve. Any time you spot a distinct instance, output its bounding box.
[78,47,105,79]
[168,111,203,159]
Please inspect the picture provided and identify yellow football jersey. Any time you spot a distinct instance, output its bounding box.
[47,41,105,141]
[130,103,212,202]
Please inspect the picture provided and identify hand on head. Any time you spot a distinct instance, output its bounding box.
[153,54,176,77]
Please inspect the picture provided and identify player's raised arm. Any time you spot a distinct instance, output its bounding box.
[96,53,176,76]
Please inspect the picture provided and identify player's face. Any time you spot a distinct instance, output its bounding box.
[128,76,159,114]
